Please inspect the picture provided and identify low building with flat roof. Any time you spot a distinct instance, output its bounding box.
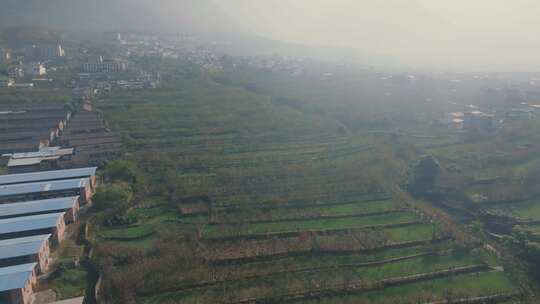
[0,196,80,223]
[23,62,46,77]
[463,111,494,134]
[0,263,37,304]
[0,235,51,273]
[0,178,93,204]
[3,148,75,173]
[25,44,65,60]
[0,167,96,188]
[0,130,56,144]
[0,213,66,243]
[7,66,24,79]
[82,56,127,73]
[3,148,75,161]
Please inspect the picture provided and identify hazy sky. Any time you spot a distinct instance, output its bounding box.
[211,0,540,70]
[3,0,540,70]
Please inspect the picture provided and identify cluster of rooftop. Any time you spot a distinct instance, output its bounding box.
[57,111,122,166]
[0,103,72,156]
[0,167,96,304]
[0,103,121,172]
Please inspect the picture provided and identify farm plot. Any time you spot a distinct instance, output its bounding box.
[298,271,516,304]
[483,198,540,241]
[484,198,540,222]
[202,211,421,239]
[140,250,499,304]
[209,199,400,224]
[92,69,517,303]
[203,223,445,263]
[209,239,458,277]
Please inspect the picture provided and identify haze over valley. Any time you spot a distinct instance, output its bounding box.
[1,2,540,304]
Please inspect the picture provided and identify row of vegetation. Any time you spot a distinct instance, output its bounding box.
[86,59,521,303]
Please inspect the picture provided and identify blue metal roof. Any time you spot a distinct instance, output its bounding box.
[0,263,36,292]
[0,234,51,260]
[0,167,96,186]
[0,178,89,198]
[0,196,79,218]
[0,212,64,235]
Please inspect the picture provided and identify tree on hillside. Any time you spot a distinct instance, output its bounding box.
[408,155,441,195]
[92,182,133,213]
[104,160,139,184]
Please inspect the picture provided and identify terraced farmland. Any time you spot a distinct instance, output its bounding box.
[90,71,520,303]
[483,198,540,243]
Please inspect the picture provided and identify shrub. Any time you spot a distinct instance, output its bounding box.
[92,182,133,212]
[104,160,139,184]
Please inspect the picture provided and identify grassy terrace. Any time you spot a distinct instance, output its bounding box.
[299,271,515,304]
[0,88,73,105]
[210,239,457,272]
[202,211,421,238]
[210,199,400,223]
[98,203,435,244]
[91,64,518,303]
[485,199,540,222]
[141,252,498,303]
[483,198,540,245]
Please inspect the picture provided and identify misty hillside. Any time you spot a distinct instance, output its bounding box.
[0,1,396,67]
[3,2,540,303]
[0,0,241,33]
[0,27,62,47]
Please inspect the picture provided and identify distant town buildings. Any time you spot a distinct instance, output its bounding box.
[507,107,536,119]
[25,44,65,61]
[0,76,14,88]
[7,66,24,79]
[82,56,127,73]
[10,83,34,89]
[443,112,464,129]
[1,49,12,61]
[463,111,494,133]
[23,62,46,77]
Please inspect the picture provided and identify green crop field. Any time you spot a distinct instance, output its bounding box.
[140,252,491,303]
[299,271,516,304]
[87,60,520,303]
[3,24,539,304]
[485,199,540,221]
[202,211,420,238]
[210,199,399,223]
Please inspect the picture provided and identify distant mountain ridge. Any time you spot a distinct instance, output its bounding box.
[0,1,397,68]
[0,0,240,33]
